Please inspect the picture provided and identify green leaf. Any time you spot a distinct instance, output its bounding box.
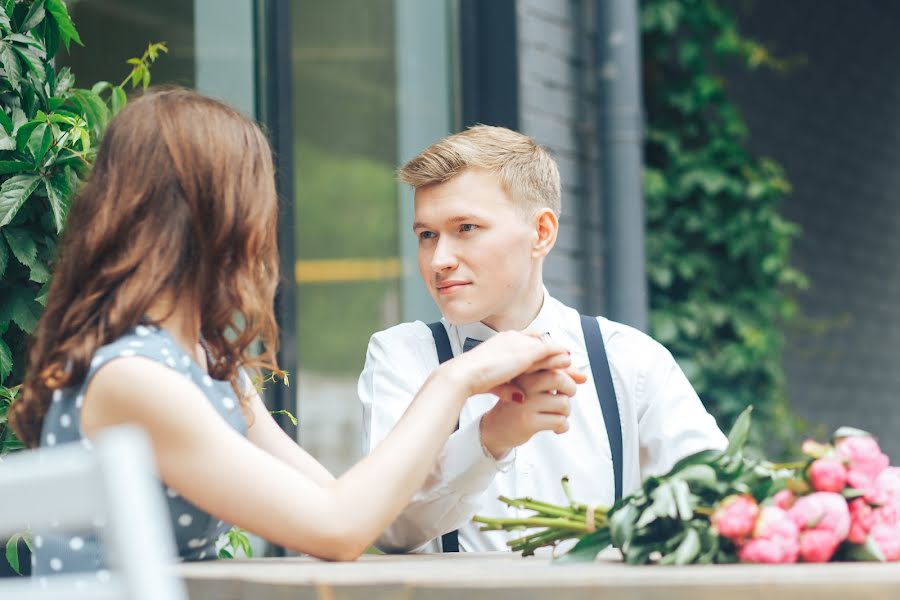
[845,537,885,562]
[668,449,723,475]
[45,0,81,49]
[15,120,40,152]
[554,529,611,564]
[0,174,41,227]
[43,166,75,232]
[0,109,12,134]
[55,66,74,94]
[11,40,42,76]
[0,160,29,175]
[41,10,58,57]
[3,226,37,268]
[670,478,695,521]
[0,287,40,333]
[111,86,126,115]
[724,405,753,457]
[20,0,46,32]
[27,122,53,165]
[609,502,638,548]
[29,258,50,283]
[2,0,12,19]
[5,533,22,574]
[0,236,7,278]
[0,42,22,90]
[66,88,110,135]
[0,337,11,382]
[672,527,701,565]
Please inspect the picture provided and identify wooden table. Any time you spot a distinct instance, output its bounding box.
[179,550,900,600]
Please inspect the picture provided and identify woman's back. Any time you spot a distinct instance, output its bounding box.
[33,322,246,578]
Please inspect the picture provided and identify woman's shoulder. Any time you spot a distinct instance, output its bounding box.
[91,323,191,373]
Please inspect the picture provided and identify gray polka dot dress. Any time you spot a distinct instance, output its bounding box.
[32,322,248,577]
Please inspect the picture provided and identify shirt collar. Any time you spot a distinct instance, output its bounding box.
[450,287,557,346]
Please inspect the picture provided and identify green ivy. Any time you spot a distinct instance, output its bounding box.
[640,0,807,448]
[0,0,165,458]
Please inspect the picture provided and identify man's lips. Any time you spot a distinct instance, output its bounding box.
[436,281,470,294]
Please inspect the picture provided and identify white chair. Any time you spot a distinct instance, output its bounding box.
[0,426,187,600]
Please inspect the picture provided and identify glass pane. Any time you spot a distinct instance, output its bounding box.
[292,0,402,474]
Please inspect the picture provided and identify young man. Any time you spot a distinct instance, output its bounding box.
[359,125,726,553]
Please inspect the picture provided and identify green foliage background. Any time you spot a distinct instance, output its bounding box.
[0,0,162,456]
[640,0,807,446]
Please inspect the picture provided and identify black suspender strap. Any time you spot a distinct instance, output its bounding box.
[427,321,461,553]
[580,314,624,502]
[426,316,624,552]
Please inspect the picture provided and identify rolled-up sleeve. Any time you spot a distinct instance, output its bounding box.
[359,326,512,553]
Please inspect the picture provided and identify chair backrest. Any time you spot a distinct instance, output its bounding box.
[0,426,187,600]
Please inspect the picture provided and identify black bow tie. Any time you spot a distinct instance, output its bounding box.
[463,337,483,353]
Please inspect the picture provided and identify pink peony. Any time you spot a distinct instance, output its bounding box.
[712,495,759,542]
[798,529,843,563]
[837,436,889,490]
[808,458,848,492]
[773,489,796,510]
[870,467,900,506]
[848,498,875,544]
[789,492,851,538]
[738,506,799,564]
[870,523,900,561]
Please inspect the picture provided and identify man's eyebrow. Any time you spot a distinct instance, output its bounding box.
[413,215,481,230]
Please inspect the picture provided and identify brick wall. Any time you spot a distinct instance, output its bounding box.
[725,0,900,459]
[516,0,606,314]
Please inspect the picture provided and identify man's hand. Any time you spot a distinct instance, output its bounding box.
[480,366,586,460]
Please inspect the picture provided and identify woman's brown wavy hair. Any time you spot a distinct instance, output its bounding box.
[11,87,281,447]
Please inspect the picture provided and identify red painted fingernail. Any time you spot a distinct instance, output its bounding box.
[512,392,524,403]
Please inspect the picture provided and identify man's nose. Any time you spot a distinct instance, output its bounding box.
[430,236,458,271]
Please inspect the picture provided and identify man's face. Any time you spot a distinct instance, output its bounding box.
[413,168,538,326]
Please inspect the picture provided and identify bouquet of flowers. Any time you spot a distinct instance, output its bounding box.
[473,407,900,564]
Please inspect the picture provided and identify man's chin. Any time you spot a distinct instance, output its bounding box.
[436,303,489,326]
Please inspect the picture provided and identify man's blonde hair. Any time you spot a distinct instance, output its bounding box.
[398,125,561,216]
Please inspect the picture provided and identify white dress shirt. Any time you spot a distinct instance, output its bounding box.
[358,289,727,553]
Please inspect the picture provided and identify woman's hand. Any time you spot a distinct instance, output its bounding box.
[438,330,572,399]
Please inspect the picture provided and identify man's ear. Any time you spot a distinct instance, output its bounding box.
[532,208,558,258]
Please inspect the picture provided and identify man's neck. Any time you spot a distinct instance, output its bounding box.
[481,283,545,332]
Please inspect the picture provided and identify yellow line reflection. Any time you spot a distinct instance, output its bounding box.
[295,258,403,284]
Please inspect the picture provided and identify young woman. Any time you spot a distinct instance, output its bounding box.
[9,88,580,574]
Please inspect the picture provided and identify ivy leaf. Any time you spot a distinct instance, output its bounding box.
[0,337,11,382]
[20,0,47,32]
[45,0,82,50]
[0,288,40,333]
[3,226,37,268]
[55,66,74,94]
[0,174,41,227]
[29,258,50,283]
[0,160,29,175]
[65,88,110,136]
[111,85,126,116]
[0,42,21,90]
[0,235,7,278]
[0,109,12,134]
[27,122,53,165]
[43,166,74,232]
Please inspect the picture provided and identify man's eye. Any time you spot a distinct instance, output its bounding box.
[418,231,436,240]
[460,224,478,233]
